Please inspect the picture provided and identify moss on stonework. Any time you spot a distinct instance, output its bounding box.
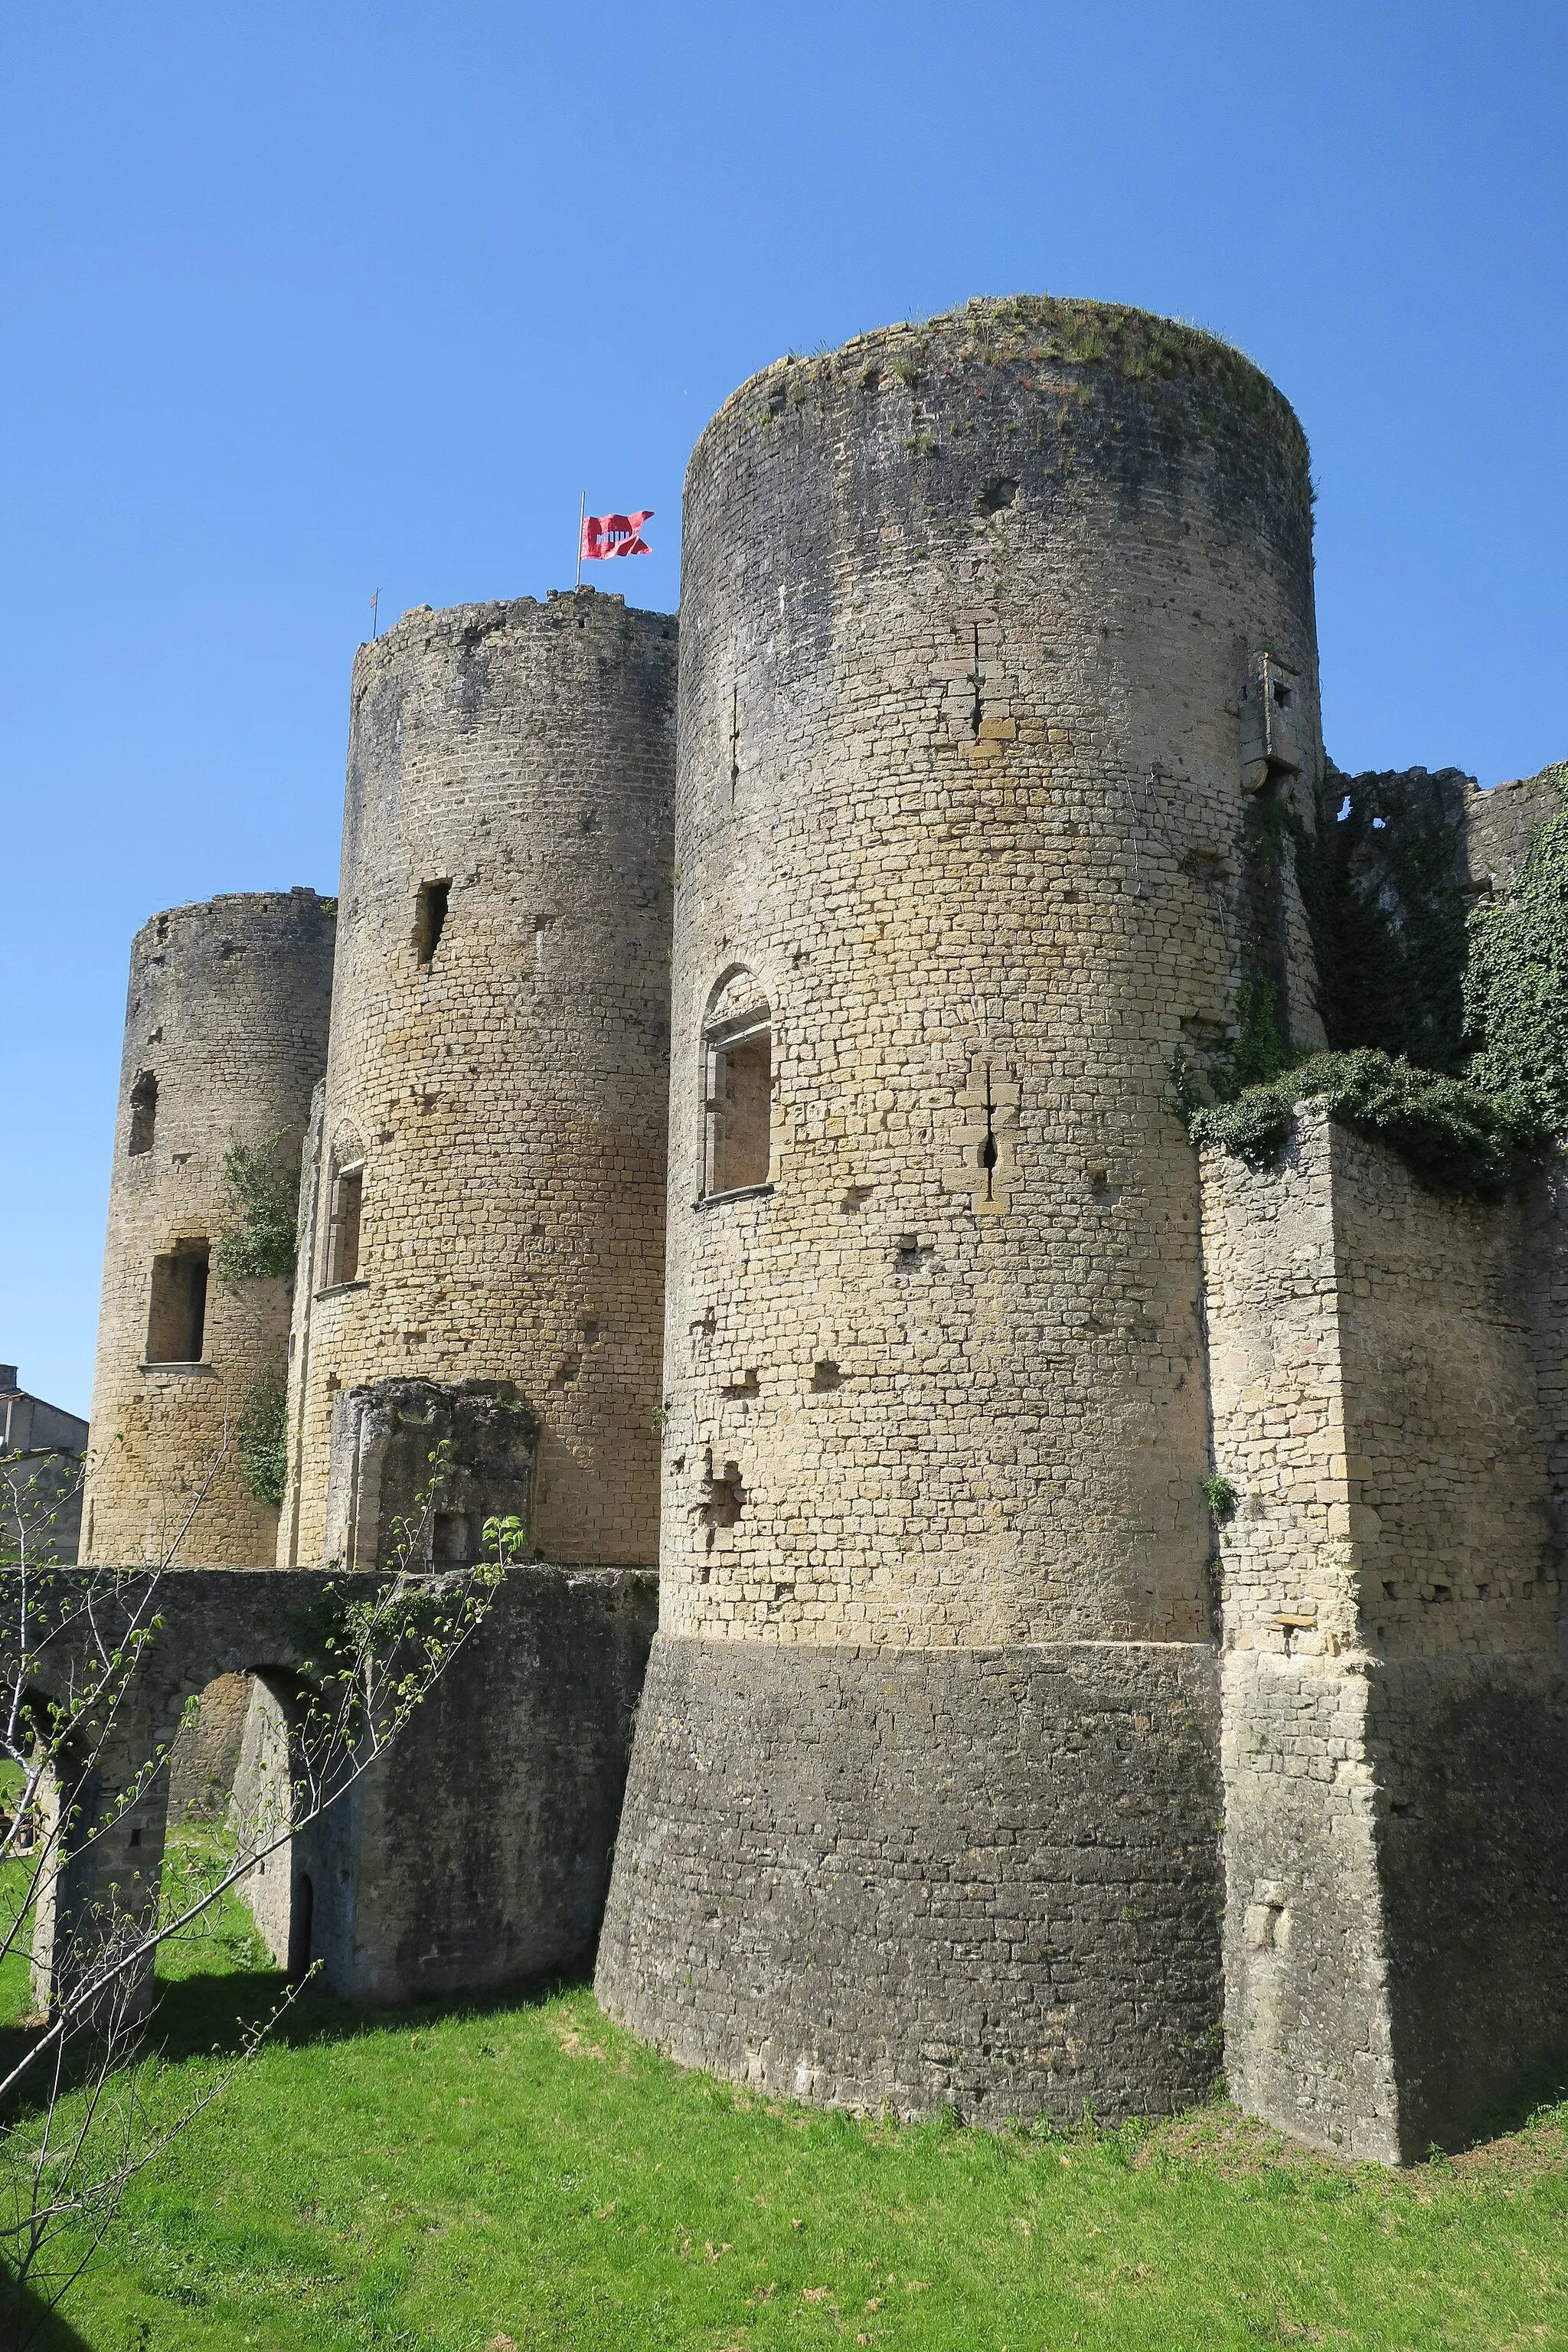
[736,293,1312,487]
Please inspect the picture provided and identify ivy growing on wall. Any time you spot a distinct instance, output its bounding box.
[1181,763,1565,1198]
[1293,772,1469,1074]
[214,1132,300,1283]
[1187,1047,1547,1202]
[1464,778,1568,1133]
[235,1366,289,1507]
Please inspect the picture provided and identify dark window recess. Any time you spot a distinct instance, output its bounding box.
[433,1511,469,1562]
[327,1165,363,1286]
[288,1873,314,1980]
[129,1072,158,1155]
[413,880,451,965]
[146,1242,209,1363]
[705,1021,772,1194]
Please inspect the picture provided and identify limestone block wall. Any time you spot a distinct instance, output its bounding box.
[657,298,1321,1653]
[601,296,1321,2119]
[282,590,676,1570]
[82,891,335,1566]
[1204,1106,1568,2158]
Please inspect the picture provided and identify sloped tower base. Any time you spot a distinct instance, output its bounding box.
[596,1637,1223,2122]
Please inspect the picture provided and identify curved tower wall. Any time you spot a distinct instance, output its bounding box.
[599,297,1322,2118]
[282,590,676,1572]
[83,891,335,1566]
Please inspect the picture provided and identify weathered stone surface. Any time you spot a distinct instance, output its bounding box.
[597,1635,1223,2122]
[82,891,335,1567]
[320,1377,538,1571]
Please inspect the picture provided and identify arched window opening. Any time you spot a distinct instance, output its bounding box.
[145,1240,208,1364]
[129,1071,158,1155]
[703,973,773,1197]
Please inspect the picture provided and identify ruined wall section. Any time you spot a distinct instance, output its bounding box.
[83,892,335,1566]
[602,296,1321,2120]
[1204,1106,1568,2159]
[284,591,676,1570]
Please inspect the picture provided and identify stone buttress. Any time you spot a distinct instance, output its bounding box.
[1204,1106,1568,2159]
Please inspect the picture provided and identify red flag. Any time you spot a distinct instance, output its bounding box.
[580,509,654,560]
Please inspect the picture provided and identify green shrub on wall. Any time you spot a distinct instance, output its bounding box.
[235,1367,289,1507]
[214,1132,300,1283]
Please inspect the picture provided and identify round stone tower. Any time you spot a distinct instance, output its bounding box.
[281,588,676,1573]
[83,890,336,1566]
[598,297,1323,2119]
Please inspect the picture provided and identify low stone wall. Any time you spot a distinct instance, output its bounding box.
[596,1635,1223,2122]
[300,1566,658,2001]
[14,1563,657,2015]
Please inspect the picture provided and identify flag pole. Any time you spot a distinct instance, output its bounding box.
[576,494,585,590]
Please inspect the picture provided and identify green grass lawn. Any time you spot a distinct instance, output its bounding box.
[5,1846,1567,2351]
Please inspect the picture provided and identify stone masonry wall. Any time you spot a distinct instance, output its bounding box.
[597,1636,1222,2122]
[1204,1106,1568,2158]
[283,590,675,1570]
[83,891,335,1566]
[602,296,1321,2118]
[653,299,1321,1651]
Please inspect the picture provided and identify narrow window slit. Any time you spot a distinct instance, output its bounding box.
[413,880,450,965]
[978,1064,999,1200]
[129,1071,158,1155]
[969,625,984,737]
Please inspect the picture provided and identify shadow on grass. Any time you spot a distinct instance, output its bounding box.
[0,2269,95,2352]
[0,1957,596,2099]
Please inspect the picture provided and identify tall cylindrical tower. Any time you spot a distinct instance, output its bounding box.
[599,297,1322,2118]
[282,588,677,1573]
[83,891,336,1566]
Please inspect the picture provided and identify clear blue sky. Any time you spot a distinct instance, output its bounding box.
[3,3,1564,1417]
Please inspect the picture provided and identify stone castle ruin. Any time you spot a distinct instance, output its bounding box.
[54,296,1565,2163]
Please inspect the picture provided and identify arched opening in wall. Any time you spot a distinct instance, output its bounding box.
[324,1157,364,1288]
[145,1240,208,1364]
[702,970,773,1198]
[156,1672,278,1993]
[129,1071,158,1155]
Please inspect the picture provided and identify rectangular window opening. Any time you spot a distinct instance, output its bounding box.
[705,1024,772,1196]
[129,1071,157,1156]
[326,1165,364,1287]
[413,880,451,965]
[145,1242,209,1364]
